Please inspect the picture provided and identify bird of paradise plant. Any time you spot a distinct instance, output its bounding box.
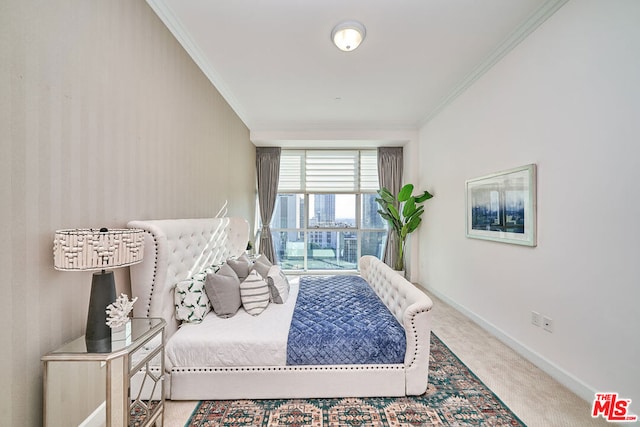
[376,184,434,271]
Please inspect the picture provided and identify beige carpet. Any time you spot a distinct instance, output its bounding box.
[163,289,608,427]
[425,292,608,427]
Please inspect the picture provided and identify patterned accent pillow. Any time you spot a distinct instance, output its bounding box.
[266,265,290,304]
[240,270,270,316]
[174,265,219,323]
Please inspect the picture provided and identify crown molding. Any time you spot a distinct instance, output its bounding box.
[145,0,251,127]
[419,0,569,127]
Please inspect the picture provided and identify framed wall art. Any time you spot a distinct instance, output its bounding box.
[465,164,537,246]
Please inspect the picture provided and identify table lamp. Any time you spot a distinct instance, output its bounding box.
[53,227,144,352]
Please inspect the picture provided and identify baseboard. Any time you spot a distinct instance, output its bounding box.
[420,284,596,403]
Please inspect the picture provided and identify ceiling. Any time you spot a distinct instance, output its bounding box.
[146,0,566,142]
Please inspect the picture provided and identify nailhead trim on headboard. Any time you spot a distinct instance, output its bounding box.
[144,230,159,317]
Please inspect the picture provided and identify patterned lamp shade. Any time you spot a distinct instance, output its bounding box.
[53,228,145,271]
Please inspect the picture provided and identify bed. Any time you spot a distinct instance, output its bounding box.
[127,217,433,400]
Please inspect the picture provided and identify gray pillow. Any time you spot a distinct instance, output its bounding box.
[266,265,290,304]
[226,253,253,281]
[204,264,241,318]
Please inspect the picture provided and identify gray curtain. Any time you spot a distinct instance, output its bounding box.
[377,147,403,267]
[256,147,281,263]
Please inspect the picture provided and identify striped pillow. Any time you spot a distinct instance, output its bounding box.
[240,271,270,316]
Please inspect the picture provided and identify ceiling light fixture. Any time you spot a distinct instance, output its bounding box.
[331,20,366,52]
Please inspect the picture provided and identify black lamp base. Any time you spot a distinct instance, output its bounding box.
[85,270,116,353]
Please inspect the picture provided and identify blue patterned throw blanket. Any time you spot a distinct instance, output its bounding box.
[287,275,406,365]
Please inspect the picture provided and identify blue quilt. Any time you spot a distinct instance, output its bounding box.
[287,275,406,365]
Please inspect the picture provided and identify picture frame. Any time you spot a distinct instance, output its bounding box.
[465,164,537,246]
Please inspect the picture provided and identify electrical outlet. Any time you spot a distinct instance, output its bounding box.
[531,311,542,327]
[543,316,553,333]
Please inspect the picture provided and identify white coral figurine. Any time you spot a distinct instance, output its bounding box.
[106,293,138,328]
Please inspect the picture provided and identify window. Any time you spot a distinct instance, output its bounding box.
[270,150,387,272]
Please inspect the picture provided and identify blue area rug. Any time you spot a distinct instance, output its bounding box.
[186,333,526,426]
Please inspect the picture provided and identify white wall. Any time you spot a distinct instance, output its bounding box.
[418,0,640,404]
[401,131,421,281]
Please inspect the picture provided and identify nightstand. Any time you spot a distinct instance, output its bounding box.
[42,317,166,427]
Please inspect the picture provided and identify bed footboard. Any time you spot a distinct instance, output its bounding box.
[359,255,433,395]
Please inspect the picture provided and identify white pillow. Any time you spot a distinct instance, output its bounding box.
[266,265,289,304]
[251,254,273,278]
[251,259,270,278]
[240,270,270,316]
[174,265,219,323]
[255,254,273,266]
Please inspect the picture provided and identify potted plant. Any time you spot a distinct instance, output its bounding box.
[376,184,434,272]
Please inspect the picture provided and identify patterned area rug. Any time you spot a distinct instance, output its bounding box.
[186,333,525,426]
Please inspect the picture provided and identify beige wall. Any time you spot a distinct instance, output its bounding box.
[0,1,255,425]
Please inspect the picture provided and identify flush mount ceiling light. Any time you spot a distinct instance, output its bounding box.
[331,20,366,52]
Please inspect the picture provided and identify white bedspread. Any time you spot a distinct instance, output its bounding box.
[165,277,299,369]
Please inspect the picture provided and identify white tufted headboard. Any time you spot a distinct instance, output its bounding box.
[127,217,249,339]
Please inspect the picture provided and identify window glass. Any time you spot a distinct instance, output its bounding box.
[273,229,305,270]
[306,231,358,270]
[271,194,304,229]
[361,231,387,260]
[361,193,386,230]
[269,149,386,272]
[308,194,355,228]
